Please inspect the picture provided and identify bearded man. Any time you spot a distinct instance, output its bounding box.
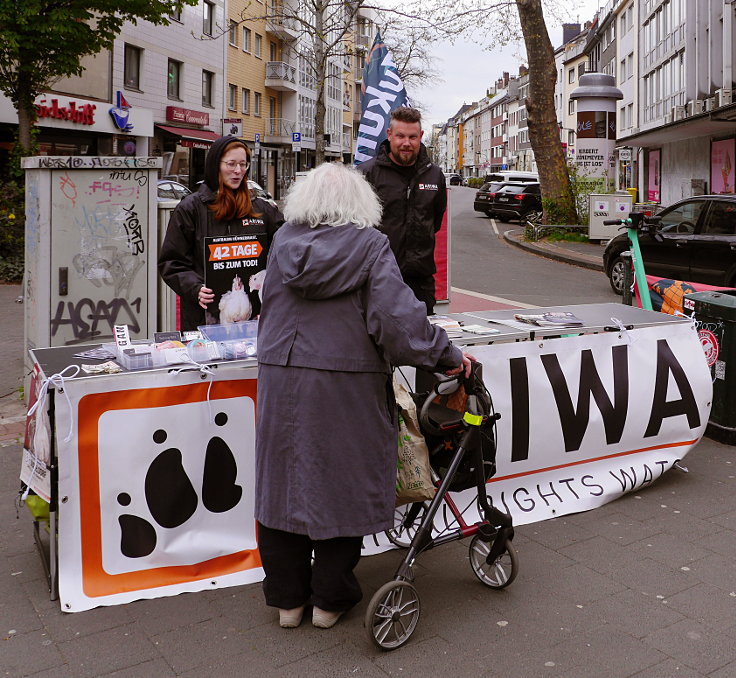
[358,107,447,315]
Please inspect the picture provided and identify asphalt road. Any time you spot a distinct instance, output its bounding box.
[449,186,618,307]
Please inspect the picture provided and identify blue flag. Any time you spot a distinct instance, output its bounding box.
[354,31,410,165]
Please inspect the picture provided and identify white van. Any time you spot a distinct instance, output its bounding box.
[484,171,538,184]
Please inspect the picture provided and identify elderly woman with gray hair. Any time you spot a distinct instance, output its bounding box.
[255,162,470,630]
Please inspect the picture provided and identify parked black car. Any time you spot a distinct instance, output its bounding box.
[473,181,506,217]
[444,173,462,186]
[488,182,542,221]
[603,194,736,294]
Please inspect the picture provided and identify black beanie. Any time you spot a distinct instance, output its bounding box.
[203,136,249,191]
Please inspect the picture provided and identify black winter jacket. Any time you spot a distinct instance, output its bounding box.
[158,136,284,330]
[358,140,447,280]
[158,188,283,330]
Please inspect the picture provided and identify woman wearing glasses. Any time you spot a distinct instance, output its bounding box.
[159,136,284,330]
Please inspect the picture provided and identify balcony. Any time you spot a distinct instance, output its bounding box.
[264,118,296,144]
[266,2,299,41]
[265,62,297,92]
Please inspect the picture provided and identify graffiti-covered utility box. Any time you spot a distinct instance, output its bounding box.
[23,156,161,373]
[686,289,736,444]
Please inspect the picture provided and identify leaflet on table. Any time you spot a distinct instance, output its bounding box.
[513,311,584,327]
[204,233,268,325]
[460,324,501,335]
[428,314,464,338]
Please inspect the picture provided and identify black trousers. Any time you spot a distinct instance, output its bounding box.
[404,275,436,316]
[257,523,363,612]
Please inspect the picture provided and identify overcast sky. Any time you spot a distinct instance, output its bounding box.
[405,0,606,127]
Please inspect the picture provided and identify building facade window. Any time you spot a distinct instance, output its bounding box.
[202,70,214,107]
[203,1,215,36]
[228,84,237,110]
[568,99,575,115]
[255,34,263,58]
[229,20,238,46]
[243,27,251,52]
[242,88,250,114]
[254,91,262,116]
[169,8,182,21]
[269,96,277,119]
[124,44,142,90]
[299,95,316,138]
[568,68,575,84]
[270,41,278,61]
[167,59,182,99]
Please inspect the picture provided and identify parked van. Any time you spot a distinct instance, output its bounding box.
[484,170,538,184]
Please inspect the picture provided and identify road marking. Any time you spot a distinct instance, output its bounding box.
[490,218,499,236]
[451,287,537,309]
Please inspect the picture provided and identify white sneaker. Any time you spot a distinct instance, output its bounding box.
[312,607,344,629]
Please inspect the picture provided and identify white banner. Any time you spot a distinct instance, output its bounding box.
[366,321,711,551]
[55,367,263,612]
[53,321,711,610]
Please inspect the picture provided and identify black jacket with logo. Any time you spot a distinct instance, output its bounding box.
[358,140,447,281]
[158,137,284,330]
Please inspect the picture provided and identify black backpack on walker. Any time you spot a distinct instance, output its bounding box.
[414,361,499,493]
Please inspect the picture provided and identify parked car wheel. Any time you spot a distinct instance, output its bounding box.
[485,210,495,218]
[608,255,627,295]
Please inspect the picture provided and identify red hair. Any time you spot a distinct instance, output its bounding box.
[209,141,261,221]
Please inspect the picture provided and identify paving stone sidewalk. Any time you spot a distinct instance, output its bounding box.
[3,271,736,677]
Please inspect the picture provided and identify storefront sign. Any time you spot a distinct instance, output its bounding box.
[36,98,95,125]
[710,138,735,194]
[166,106,209,126]
[223,118,242,137]
[648,149,661,202]
[109,91,133,133]
[179,139,211,150]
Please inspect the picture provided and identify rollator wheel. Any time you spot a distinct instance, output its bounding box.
[468,535,518,589]
[365,580,421,650]
[385,503,427,548]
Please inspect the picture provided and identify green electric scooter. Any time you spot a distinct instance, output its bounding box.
[603,212,662,311]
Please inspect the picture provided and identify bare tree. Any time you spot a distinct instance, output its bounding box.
[373,0,580,223]
[228,0,581,221]
[516,0,577,223]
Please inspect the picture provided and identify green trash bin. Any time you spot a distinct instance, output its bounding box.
[686,290,736,443]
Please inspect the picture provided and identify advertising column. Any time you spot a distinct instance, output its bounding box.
[570,73,623,193]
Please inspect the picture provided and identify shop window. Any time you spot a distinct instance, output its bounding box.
[124,44,141,90]
[202,70,214,107]
[203,1,215,36]
[167,59,182,100]
[254,92,262,117]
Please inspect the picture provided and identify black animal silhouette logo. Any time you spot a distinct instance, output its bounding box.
[116,411,243,558]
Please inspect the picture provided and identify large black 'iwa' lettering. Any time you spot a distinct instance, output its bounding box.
[541,345,629,452]
[644,339,700,436]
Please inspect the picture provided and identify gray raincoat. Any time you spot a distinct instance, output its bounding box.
[254,220,462,540]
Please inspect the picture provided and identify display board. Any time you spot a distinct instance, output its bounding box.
[43,316,711,611]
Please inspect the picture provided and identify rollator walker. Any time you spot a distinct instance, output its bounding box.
[365,361,518,649]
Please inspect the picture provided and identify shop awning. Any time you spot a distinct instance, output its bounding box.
[156,125,221,148]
